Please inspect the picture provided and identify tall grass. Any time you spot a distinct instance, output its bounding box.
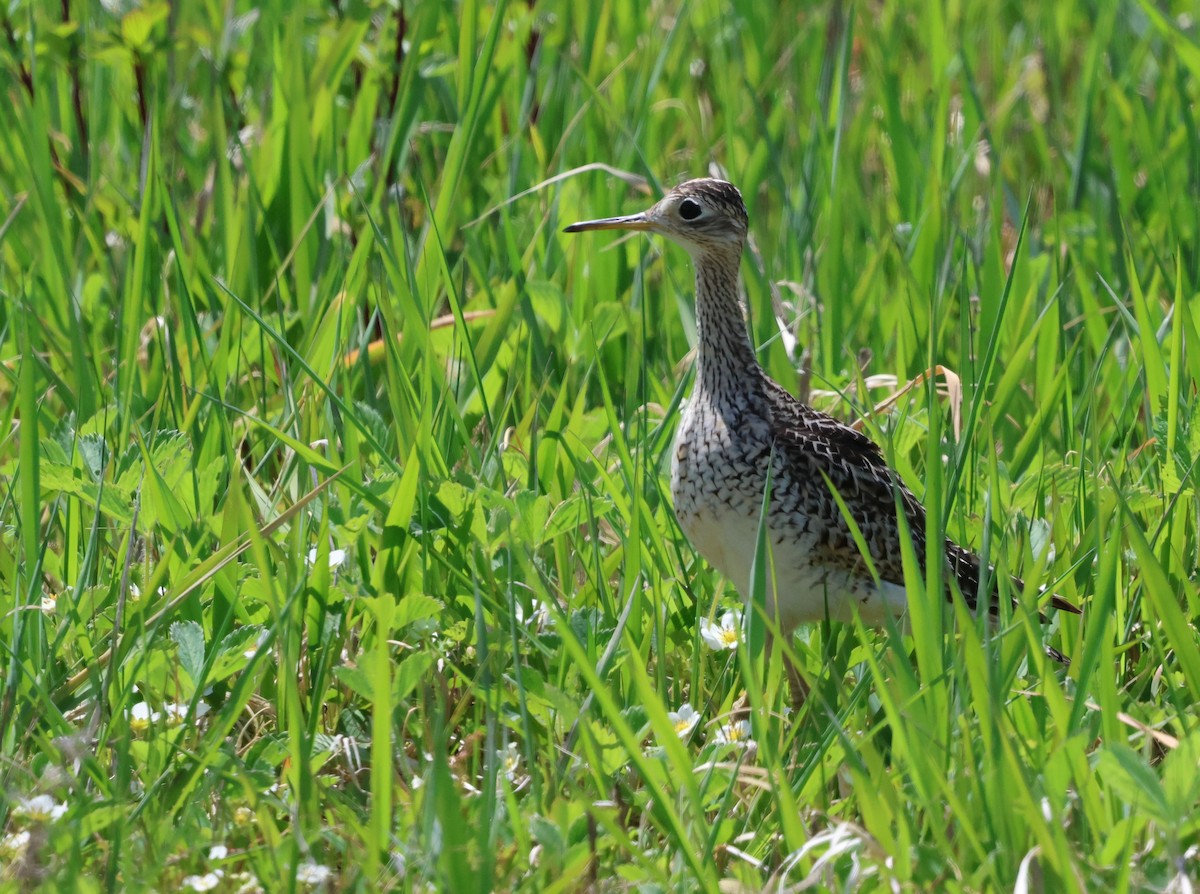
[1,0,1198,890]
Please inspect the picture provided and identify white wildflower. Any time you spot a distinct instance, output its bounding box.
[667,703,700,739]
[129,702,161,731]
[306,547,346,570]
[700,611,742,650]
[163,700,211,727]
[182,871,223,892]
[499,743,523,782]
[0,830,32,857]
[714,720,756,752]
[232,872,265,894]
[13,794,68,822]
[295,862,333,886]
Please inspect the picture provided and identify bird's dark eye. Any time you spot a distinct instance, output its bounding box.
[678,198,703,221]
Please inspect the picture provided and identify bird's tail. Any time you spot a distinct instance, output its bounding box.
[945,542,1081,663]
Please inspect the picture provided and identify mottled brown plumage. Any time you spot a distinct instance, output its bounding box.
[565,178,1079,692]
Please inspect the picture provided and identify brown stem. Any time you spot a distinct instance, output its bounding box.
[63,0,88,153]
[385,1,407,119]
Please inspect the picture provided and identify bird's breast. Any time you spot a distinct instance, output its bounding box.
[670,399,772,579]
[669,395,908,626]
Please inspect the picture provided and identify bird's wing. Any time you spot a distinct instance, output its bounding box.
[761,380,1081,617]
[761,380,934,585]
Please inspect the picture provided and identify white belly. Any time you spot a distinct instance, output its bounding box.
[677,500,907,628]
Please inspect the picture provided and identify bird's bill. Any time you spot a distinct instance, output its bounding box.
[563,212,652,233]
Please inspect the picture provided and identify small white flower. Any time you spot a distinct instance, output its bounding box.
[163,700,211,727]
[295,861,333,886]
[40,593,58,613]
[499,743,523,781]
[232,872,265,894]
[129,701,161,731]
[714,720,755,752]
[209,844,229,861]
[1,829,32,857]
[183,871,224,892]
[700,611,742,650]
[306,547,346,570]
[13,794,68,822]
[667,703,699,739]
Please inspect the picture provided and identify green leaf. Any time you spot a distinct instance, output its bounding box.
[333,664,373,701]
[394,651,436,701]
[1096,745,1172,826]
[395,594,443,630]
[170,621,206,686]
[529,814,566,863]
[541,495,614,545]
[209,626,267,682]
[1162,734,1200,821]
[120,1,170,51]
[78,434,109,482]
[39,460,134,525]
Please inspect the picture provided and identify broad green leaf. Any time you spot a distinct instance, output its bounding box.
[170,620,206,686]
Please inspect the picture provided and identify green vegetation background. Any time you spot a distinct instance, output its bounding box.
[1,0,1198,890]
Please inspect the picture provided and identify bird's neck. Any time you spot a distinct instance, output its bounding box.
[691,249,761,399]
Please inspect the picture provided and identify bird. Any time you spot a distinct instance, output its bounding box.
[564,177,1080,705]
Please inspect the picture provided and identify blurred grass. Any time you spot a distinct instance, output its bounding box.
[1,0,1199,890]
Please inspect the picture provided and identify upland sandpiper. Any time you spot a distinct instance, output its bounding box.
[565,178,1080,704]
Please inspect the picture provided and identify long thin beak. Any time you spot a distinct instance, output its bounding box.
[563,212,653,233]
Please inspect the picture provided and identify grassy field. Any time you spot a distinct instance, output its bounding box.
[2,0,1199,890]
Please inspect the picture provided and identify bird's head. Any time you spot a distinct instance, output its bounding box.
[564,178,748,258]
